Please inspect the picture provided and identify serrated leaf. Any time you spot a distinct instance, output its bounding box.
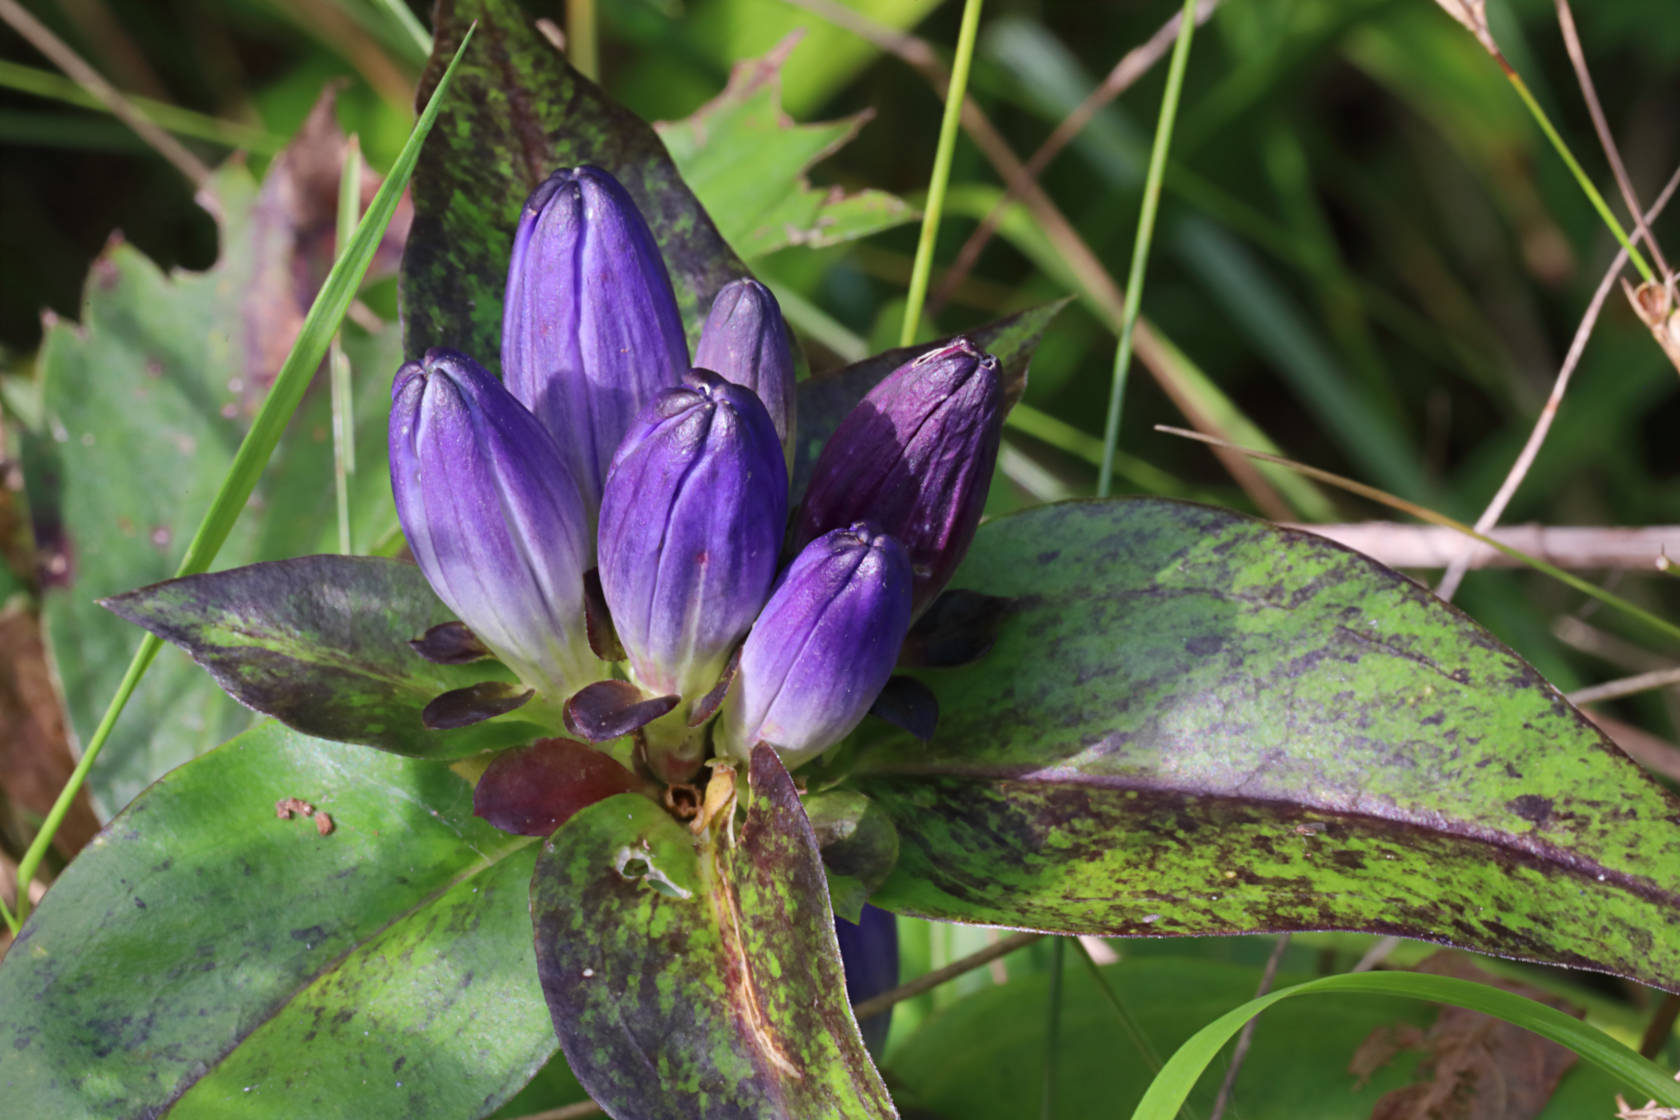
[791,299,1068,502]
[531,746,895,1119]
[0,723,554,1117]
[101,555,546,759]
[21,167,403,816]
[853,499,1680,994]
[405,0,749,365]
[657,37,915,258]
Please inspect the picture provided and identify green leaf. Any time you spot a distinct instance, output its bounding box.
[101,556,546,759]
[1131,970,1680,1118]
[657,37,915,258]
[405,0,750,364]
[0,723,554,1117]
[791,300,1069,501]
[531,746,895,1119]
[21,175,404,815]
[853,499,1680,994]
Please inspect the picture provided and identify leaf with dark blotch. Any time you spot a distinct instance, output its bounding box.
[790,300,1068,502]
[474,737,645,837]
[410,620,491,664]
[0,723,555,1117]
[102,555,547,759]
[563,679,679,743]
[900,589,1012,669]
[853,499,1680,994]
[655,36,914,259]
[582,568,624,662]
[869,676,938,742]
[423,680,534,729]
[531,745,895,1119]
[406,0,748,366]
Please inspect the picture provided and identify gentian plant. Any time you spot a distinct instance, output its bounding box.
[6,3,1680,1118]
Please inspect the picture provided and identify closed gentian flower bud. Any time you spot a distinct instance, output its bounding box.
[717,523,913,769]
[390,348,593,697]
[599,369,788,706]
[502,166,690,517]
[694,278,796,461]
[794,337,1002,614]
[836,905,899,1057]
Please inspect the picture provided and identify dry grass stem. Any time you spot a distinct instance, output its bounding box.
[1434,0,1500,58]
[1567,667,1680,708]
[1208,934,1289,1120]
[1296,524,1680,571]
[1435,161,1680,601]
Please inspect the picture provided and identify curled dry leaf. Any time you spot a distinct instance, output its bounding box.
[1433,0,1501,57]
[1624,279,1680,377]
[1351,953,1582,1120]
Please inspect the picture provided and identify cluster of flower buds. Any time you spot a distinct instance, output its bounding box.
[390,164,1004,798]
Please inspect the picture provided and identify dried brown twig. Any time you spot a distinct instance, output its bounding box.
[1297,524,1680,572]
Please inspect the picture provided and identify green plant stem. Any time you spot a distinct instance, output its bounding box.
[1131,971,1680,1118]
[331,138,363,555]
[567,0,598,82]
[1097,0,1199,498]
[899,0,985,347]
[1504,68,1653,284]
[3,27,477,934]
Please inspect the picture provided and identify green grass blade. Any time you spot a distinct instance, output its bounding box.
[1130,971,1680,1119]
[899,0,986,347]
[5,25,478,932]
[331,137,363,555]
[1098,0,1199,499]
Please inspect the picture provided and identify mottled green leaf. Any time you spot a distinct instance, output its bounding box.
[0,723,554,1118]
[853,499,1680,994]
[405,0,748,366]
[20,165,403,816]
[791,299,1069,501]
[657,38,914,258]
[532,746,894,1119]
[101,555,547,759]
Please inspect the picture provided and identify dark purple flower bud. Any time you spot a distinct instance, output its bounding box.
[599,369,788,710]
[717,523,913,769]
[390,348,593,697]
[794,337,1002,614]
[502,166,690,516]
[694,278,796,460]
[836,906,899,1057]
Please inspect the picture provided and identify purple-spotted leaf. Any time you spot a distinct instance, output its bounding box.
[790,299,1068,502]
[0,722,554,1117]
[404,0,748,366]
[102,555,547,758]
[531,746,895,1119]
[852,499,1680,994]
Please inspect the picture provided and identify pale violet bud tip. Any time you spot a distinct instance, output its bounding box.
[598,368,788,704]
[694,278,796,458]
[717,523,913,769]
[794,337,1002,614]
[389,347,594,696]
[501,165,689,517]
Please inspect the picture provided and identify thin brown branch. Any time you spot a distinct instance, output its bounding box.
[1292,523,1680,571]
[1584,710,1680,786]
[1435,160,1680,601]
[510,1101,603,1120]
[1555,0,1671,278]
[0,0,213,190]
[1209,934,1289,1120]
[778,0,1292,520]
[853,931,1043,1022]
[929,0,1221,317]
[1569,667,1680,707]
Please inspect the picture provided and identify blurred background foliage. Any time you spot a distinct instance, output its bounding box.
[2,0,1678,1114]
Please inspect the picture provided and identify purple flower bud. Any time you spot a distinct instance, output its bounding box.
[390,348,593,697]
[599,369,788,707]
[793,337,1002,614]
[836,906,899,1057]
[502,166,690,516]
[717,523,913,769]
[694,279,796,460]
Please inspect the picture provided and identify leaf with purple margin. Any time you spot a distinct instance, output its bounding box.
[791,299,1069,501]
[102,555,546,759]
[852,499,1680,994]
[0,722,554,1118]
[531,746,895,1119]
[404,0,749,367]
